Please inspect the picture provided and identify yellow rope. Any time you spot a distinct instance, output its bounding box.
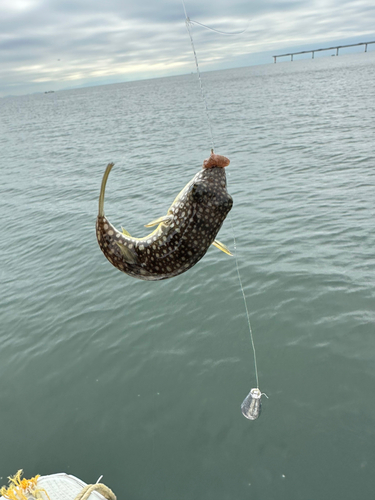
[73,483,117,500]
[0,470,47,500]
[1,471,116,500]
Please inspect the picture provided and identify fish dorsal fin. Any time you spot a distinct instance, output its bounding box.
[115,241,138,264]
[144,215,173,228]
[121,227,131,236]
[212,239,233,256]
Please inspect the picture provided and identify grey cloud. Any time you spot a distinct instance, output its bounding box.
[1,0,375,96]
[0,37,49,51]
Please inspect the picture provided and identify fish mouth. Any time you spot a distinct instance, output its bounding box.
[203,153,230,169]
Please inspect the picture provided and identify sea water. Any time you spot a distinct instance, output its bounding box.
[1,51,375,500]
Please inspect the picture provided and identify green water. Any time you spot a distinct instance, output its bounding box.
[1,52,375,499]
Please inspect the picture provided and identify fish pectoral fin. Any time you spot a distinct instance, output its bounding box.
[212,239,233,256]
[115,241,138,264]
[121,227,131,237]
[144,215,172,228]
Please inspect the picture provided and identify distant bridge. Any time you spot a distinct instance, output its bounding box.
[272,41,375,63]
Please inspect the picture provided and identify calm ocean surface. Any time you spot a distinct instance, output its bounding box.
[1,51,375,499]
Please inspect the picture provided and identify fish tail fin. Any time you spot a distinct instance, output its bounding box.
[98,162,115,217]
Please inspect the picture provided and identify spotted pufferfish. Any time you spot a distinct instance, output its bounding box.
[96,152,233,281]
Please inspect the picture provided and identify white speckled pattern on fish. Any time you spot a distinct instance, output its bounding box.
[96,155,233,281]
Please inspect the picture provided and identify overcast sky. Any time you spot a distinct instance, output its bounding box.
[1,0,374,96]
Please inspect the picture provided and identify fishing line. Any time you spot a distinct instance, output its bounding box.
[230,215,268,420]
[181,1,265,419]
[181,2,249,151]
[230,218,259,389]
[187,19,249,36]
[182,0,215,151]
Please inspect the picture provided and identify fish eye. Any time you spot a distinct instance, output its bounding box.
[190,183,208,200]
